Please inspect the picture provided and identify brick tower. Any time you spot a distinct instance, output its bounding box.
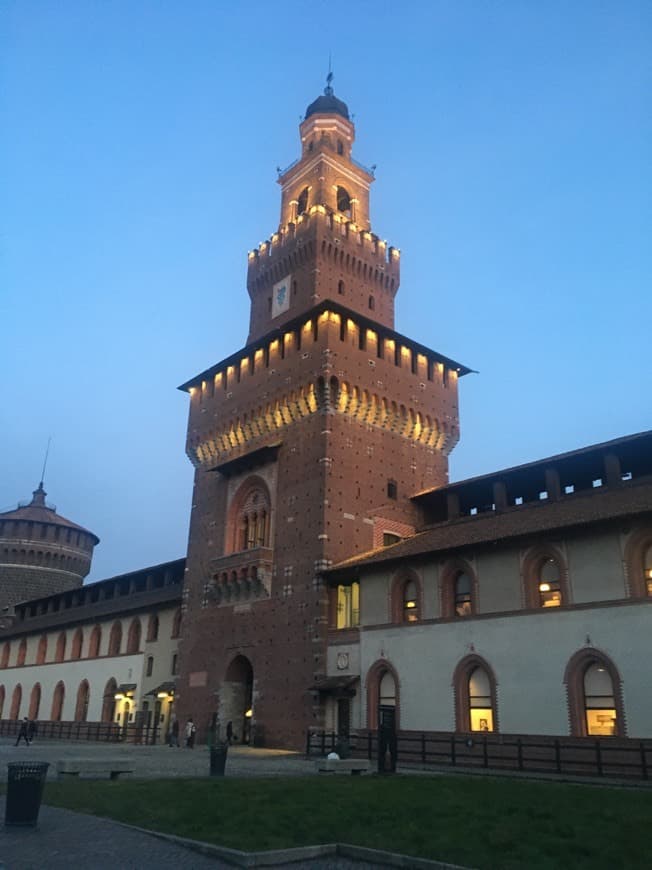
[176,78,470,748]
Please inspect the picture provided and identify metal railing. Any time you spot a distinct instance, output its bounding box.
[307,729,652,781]
[0,718,162,745]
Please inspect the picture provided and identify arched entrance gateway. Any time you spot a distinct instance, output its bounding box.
[220,655,253,744]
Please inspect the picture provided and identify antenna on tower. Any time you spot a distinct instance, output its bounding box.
[40,436,52,486]
[326,54,333,94]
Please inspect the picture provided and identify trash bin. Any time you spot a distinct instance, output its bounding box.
[209,741,229,777]
[5,762,50,827]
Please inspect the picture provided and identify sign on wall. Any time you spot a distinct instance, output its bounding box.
[272,274,291,319]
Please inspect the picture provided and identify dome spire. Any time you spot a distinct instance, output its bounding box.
[325,55,334,96]
[30,481,47,508]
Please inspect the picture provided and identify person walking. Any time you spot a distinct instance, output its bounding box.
[15,717,30,746]
[185,717,196,749]
[26,718,37,744]
[169,716,180,747]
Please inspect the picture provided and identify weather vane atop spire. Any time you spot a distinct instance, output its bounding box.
[325,54,333,95]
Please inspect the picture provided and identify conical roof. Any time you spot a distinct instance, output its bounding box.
[305,74,350,121]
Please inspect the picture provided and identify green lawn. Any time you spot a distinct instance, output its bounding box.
[39,775,650,869]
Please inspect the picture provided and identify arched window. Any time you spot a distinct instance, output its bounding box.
[55,632,66,662]
[1,643,9,669]
[623,527,652,597]
[74,680,90,721]
[523,547,567,609]
[102,677,117,723]
[171,608,182,639]
[391,572,422,623]
[368,295,375,311]
[538,558,562,607]
[0,685,5,718]
[453,655,498,733]
[565,649,624,737]
[108,621,122,656]
[229,478,272,554]
[28,683,41,719]
[10,684,22,719]
[454,573,473,617]
[147,614,159,642]
[36,635,48,665]
[146,655,154,677]
[126,618,141,654]
[403,580,419,622]
[51,681,65,721]
[88,625,102,658]
[366,660,400,730]
[71,628,83,659]
[338,280,345,296]
[337,139,344,155]
[17,638,27,666]
[336,186,351,217]
[297,186,309,216]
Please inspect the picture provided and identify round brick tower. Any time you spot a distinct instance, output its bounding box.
[0,483,99,611]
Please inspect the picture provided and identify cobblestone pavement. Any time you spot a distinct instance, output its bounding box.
[0,738,315,779]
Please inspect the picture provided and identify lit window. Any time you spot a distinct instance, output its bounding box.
[403,580,418,622]
[454,573,472,617]
[645,545,652,597]
[538,558,562,607]
[336,582,360,629]
[584,664,617,736]
[469,667,494,732]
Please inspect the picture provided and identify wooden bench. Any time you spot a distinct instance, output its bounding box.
[56,759,134,781]
[315,758,371,776]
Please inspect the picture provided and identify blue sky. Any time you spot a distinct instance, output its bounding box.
[2,1,650,581]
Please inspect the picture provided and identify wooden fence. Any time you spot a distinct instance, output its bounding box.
[307,729,652,781]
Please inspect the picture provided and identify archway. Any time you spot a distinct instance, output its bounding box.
[221,655,254,744]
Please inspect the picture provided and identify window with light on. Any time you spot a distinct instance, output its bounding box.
[538,558,562,607]
[403,580,418,622]
[336,582,360,629]
[469,667,494,732]
[584,664,617,736]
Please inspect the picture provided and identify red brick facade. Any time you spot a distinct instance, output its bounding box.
[175,85,467,748]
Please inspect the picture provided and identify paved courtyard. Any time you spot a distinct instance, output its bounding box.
[0,738,315,780]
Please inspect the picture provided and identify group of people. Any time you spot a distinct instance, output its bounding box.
[166,715,196,748]
[14,717,37,746]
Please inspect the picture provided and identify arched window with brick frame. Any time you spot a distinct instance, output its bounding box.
[623,526,652,598]
[441,558,478,618]
[36,634,48,665]
[55,632,66,662]
[108,621,122,656]
[522,545,569,609]
[365,659,400,731]
[147,613,159,642]
[71,628,83,660]
[17,638,27,666]
[390,570,422,624]
[564,648,625,737]
[1,642,9,669]
[227,476,272,554]
[0,685,5,718]
[10,684,22,719]
[88,625,102,658]
[126,618,141,654]
[74,679,90,722]
[101,677,117,723]
[171,608,182,639]
[51,681,65,721]
[453,654,499,733]
[28,683,41,719]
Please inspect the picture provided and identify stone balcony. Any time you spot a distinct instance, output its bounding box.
[205,547,274,607]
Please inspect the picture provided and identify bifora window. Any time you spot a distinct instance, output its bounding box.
[538,558,562,607]
[336,582,360,629]
[297,186,309,216]
[584,664,618,736]
[336,186,352,217]
[645,545,652,596]
[468,667,494,732]
[403,580,419,622]
[454,572,472,617]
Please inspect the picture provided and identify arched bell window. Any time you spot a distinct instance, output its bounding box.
[468,667,494,732]
[336,186,352,217]
[454,573,472,617]
[538,558,562,607]
[583,663,618,736]
[297,186,309,216]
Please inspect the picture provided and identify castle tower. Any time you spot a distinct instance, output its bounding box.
[0,483,99,611]
[176,79,470,748]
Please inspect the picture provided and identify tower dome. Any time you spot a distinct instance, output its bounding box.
[304,73,350,120]
[0,483,99,611]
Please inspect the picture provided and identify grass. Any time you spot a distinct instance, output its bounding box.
[37,774,651,869]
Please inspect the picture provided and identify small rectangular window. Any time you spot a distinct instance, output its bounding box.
[171,653,178,676]
[146,656,154,677]
[387,480,397,500]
